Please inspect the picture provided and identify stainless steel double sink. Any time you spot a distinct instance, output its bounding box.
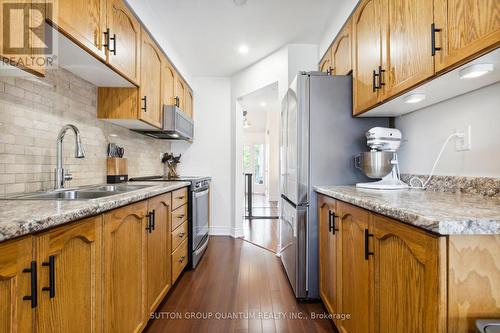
[5,184,154,200]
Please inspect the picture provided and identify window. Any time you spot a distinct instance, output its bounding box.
[254,144,264,185]
[243,145,251,173]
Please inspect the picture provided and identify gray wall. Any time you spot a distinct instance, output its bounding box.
[395,82,500,177]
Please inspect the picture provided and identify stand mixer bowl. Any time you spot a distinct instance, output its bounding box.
[355,151,394,178]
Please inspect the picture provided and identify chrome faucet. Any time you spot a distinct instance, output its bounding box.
[55,124,86,189]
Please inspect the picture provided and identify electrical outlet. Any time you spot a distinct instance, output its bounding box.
[454,125,471,151]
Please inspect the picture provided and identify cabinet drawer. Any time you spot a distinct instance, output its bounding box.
[172,238,188,283]
[172,188,188,210]
[172,221,188,252]
[171,204,188,231]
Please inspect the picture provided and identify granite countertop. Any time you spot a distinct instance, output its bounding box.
[0,181,190,243]
[314,186,500,235]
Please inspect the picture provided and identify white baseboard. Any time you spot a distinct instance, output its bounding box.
[209,225,244,238]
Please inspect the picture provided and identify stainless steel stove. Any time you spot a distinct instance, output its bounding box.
[129,175,211,269]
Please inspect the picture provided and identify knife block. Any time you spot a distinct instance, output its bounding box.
[107,158,128,183]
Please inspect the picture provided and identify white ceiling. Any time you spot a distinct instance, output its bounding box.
[239,82,279,133]
[127,0,339,76]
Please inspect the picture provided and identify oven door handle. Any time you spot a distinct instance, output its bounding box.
[194,189,209,198]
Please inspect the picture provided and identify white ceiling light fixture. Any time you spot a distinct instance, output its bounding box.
[243,110,251,128]
[260,101,267,107]
[459,63,494,79]
[233,0,247,6]
[404,93,426,104]
[238,45,249,55]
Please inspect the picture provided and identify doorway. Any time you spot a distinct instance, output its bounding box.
[237,82,280,252]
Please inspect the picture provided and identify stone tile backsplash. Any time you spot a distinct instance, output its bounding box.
[0,68,170,195]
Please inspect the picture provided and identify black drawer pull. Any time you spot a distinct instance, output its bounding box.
[328,210,339,235]
[146,212,153,233]
[141,96,147,112]
[42,255,55,298]
[431,23,442,56]
[151,209,156,231]
[109,33,117,55]
[364,229,374,260]
[22,261,37,308]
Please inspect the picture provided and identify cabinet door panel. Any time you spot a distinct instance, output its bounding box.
[162,60,176,106]
[147,193,172,314]
[0,237,33,333]
[185,88,193,119]
[338,202,370,333]
[36,216,102,333]
[319,53,332,73]
[175,77,186,111]
[435,0,500,71]
[385,0,434,97]
[372,214,444,333]
[50,0,106,60]
[103,202,148,333]
[353,0,383,115]
[107,0,141,84]
[332,20,352,75]
[139,29,162,128]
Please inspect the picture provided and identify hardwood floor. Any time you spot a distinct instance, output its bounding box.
[145,237,336,333]
[243,219,279,253]
[245,194,279,217]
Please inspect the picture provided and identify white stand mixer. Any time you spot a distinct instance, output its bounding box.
[355,127,408,190]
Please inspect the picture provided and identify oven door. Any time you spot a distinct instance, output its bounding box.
[192,188,209,251]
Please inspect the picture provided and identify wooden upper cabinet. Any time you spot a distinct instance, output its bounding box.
[185,88,194,119]
[175,76,186,111]
[139,28,163,128]
[103,201,148,333]
[0,236,34,333]
[146,193,172,315]
[434,0,500,72]
[36,216,102,333]
[332,19,353,75]
[49,0,106,60]
[338,201,371,333]
[352,0,384,115]
[162,59,176,106]
[371,214,445,333]
[319,51,332,74]
[107,0,141,85]
[383,0,435,98]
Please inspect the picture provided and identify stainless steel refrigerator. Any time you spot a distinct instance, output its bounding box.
[278,72,387,300]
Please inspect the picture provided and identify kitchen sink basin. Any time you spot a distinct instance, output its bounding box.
[4,184,154,200]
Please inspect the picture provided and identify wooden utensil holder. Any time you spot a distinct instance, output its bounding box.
[107,158,128,183]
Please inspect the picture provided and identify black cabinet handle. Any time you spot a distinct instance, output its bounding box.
[145,212,153,233]
[431,23,442,56]
[364,229,374,260]
[42,255,55,298]
[378,66,386,87]
[328,210,339,235]
[175,96,180,107]
[151,209,156,231]
[22,261,37,308]
[109,33,117,55]
[141,96,147,112]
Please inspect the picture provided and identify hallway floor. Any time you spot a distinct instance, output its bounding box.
[243,219,280,253]
[245,194,279,218]
[145,237,336,333]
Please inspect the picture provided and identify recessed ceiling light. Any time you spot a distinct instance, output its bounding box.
[459,63,494,79]
[238,45,249,55]
[260,101,267,107]
[233,0,247,6]
[404,93,426,104]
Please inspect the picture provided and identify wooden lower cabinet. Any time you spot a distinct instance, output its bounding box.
[36,215,103,333]
[0,236,34,333]
[146,193,172,314]
[371,214,445,333]
[337,201,370,333]
[103,201,148,333]
[318,196,339,318]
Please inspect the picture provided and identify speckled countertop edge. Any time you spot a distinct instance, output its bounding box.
[0,181,190,243]
[314,186,500,235]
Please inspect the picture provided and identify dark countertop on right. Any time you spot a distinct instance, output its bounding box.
[314,185,500,235]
